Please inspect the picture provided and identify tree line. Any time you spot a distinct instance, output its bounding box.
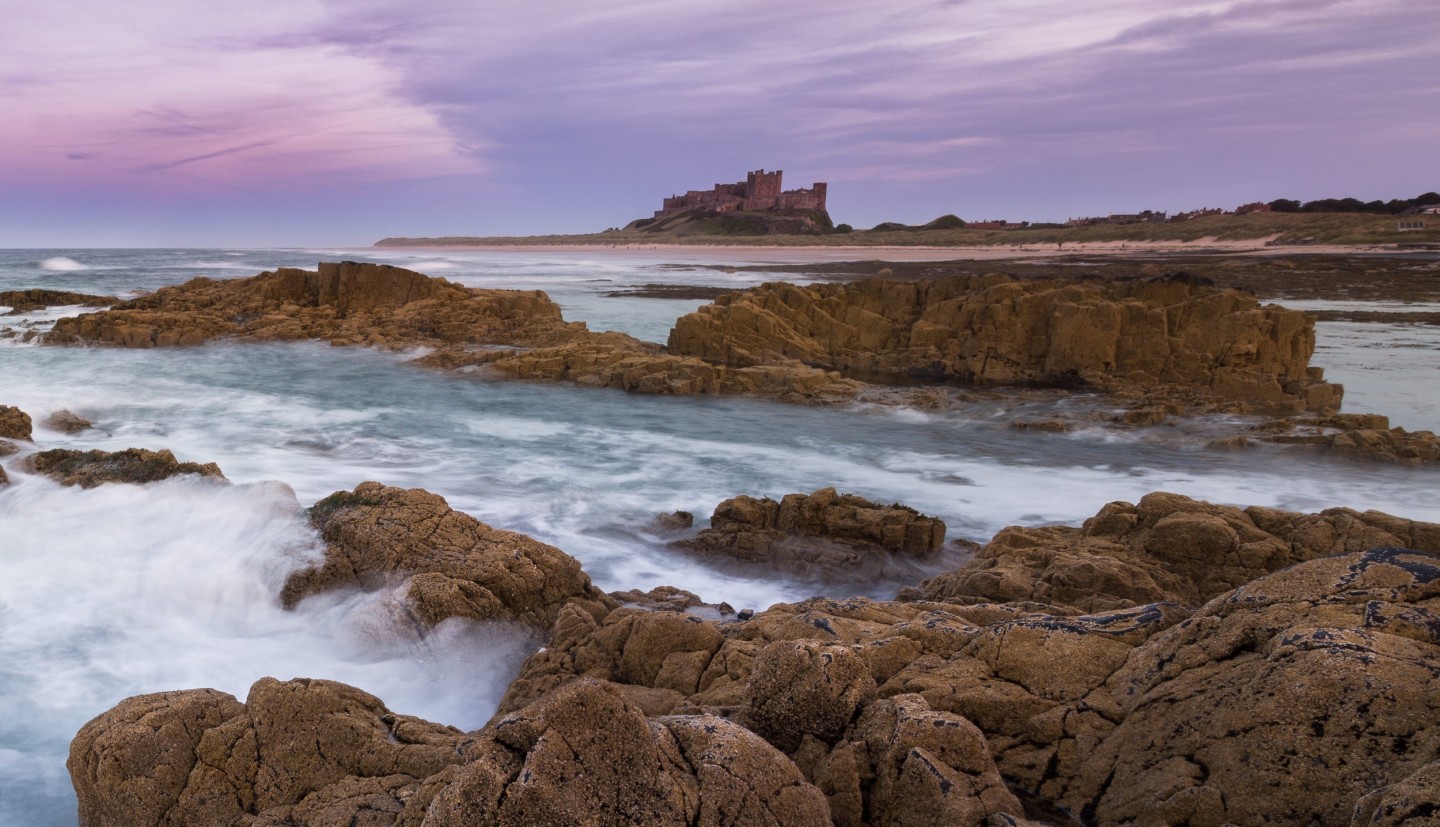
[1268,192,1439,215]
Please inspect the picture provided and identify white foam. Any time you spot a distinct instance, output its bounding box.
[37,257,86,272]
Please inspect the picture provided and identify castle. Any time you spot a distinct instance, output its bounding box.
[656,169,827,217]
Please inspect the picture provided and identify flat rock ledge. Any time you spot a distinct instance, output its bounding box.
[70,487,1440,826]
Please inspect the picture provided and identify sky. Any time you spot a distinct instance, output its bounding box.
[1,0,1436,247]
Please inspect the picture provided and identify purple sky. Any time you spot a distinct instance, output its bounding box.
[2,0,1436,246]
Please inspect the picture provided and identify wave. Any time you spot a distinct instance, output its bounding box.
[37,257,86,272]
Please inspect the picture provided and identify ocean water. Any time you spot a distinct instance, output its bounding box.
[1,247,1437,824]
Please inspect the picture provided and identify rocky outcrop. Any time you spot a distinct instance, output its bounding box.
[668,274,1341,413]
[281,482,615,630]
[1060,548,1440,824]
[912,491,1440,612]
[674,488,947,573]
[31,448,225,488]
[66,482,1440,825]
[42,409,93,434]
[423,330,865,404]
[0,405,32,441]
[0,289,116,313]
[69,676,833,827]
[46,261,582,350]
[1256,413,1440,465]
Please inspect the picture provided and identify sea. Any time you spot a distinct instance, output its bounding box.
[1,247,1437,824]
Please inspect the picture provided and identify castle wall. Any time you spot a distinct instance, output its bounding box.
[657,170,827,217]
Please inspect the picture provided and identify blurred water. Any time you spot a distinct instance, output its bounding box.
[1,248,1437,824]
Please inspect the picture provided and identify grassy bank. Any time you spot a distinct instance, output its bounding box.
[376,212,1440,248]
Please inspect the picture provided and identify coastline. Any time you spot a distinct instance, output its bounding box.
[366,238,1418,260]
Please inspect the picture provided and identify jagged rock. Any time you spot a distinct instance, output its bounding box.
[914,491,1440,612]
[1255,412,1440,465]
[651,510,695,532]
[674,488,946,573]
[42,409,93,434]
[70,677,831,827]
[668,275,1341,412]
[805,694,1025,827]
[0,289,116,313]
[69,677,480,827]
[281,482,615,631]
[31,448,225,488]
[0,464,8,486]
[1062,548,1440,825]
[742,639,878,752]
[425,330,864,403]
[0,439,18,457]
[610,585,710,612]
[1353,761,1440,826]
[46,261,582,350]
[0,405,33,440]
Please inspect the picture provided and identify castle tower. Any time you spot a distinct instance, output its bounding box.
[745,169,783,198]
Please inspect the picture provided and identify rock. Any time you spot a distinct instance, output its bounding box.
[742,639,878,752]
[0,405,33,440]
[46,261,583,351]
[674,488,947,574]
[1063,548,1440,825]
[31,448,226,488]
[0,464,7,486]
[69,677,479,827]
[1254,413,1440,465]
[430,679,831,827]
[42,409,93,434]
[668,274,1340,412]
[1353,761,1440,826]
[651,510,695,531]
[72,677,831,827]
[281,482,615,631]
[0,289,116,313]
[0,439,18,457]
[610,585,709,612]
[915,491,1440,612]
[427,329,865,403]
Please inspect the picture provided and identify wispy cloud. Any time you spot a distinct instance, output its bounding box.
[0,0,1435,244]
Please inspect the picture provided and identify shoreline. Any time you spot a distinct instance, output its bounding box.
[366,239,1423,260]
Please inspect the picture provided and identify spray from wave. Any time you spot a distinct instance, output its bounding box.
[38,257,87,272]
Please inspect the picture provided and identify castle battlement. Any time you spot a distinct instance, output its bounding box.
[657,169,827,218]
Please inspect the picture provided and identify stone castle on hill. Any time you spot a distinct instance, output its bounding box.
[656,169,827,218]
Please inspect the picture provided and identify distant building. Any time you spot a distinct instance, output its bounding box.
[1171,208,1226,222]
[656,169,827,218]
[1422,206,1440,215]
[1106,211,1168,225]
[1236,202,1273,215]
[1398,221,1426,232]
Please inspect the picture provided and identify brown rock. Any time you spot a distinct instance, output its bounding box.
[281,482,615,631]
[0,289,116,313]
[46,261,583,351]
[742,639,878,752]
[42,409,93,434]
[68,689,247,827]
[69,677,481,827]
[674,487,947,574]
[428,678,832,827]
[31,448,226,488]
[436,329,865,403]
[848,694,1024,827]
[668,274,1340,412]
[1064,547,1440,825]
[1353,761,1440,826]
[0,405,33,440]
[916,492,1440,612]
